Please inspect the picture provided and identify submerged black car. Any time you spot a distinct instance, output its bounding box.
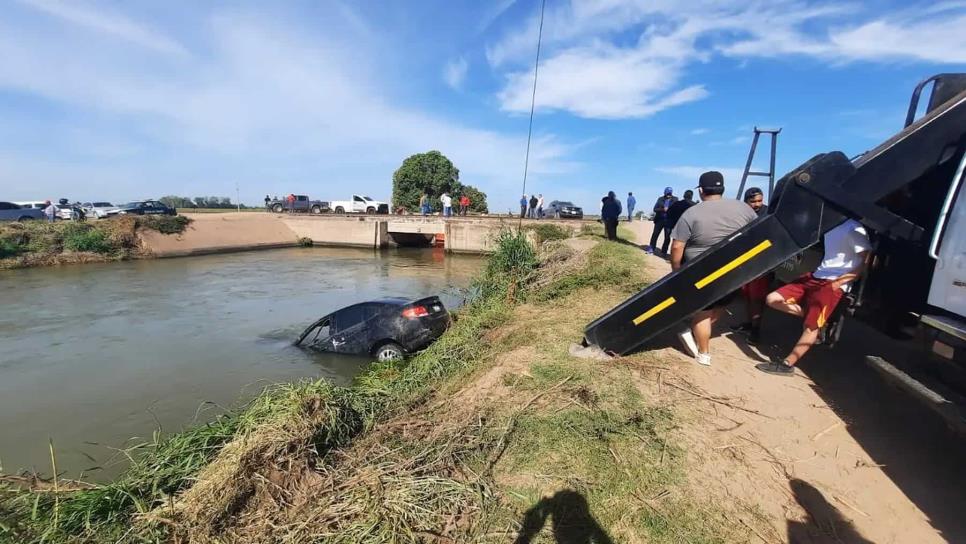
[295,296,450,361]
[546,200,584,219]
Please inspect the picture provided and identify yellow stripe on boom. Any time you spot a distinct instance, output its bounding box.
[695,240,773,289]
[632,297,677,325]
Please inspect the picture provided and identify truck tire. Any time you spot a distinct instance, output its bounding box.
[272,203,284,213]
[335,206,345,214]
[366,207,376,214]
[311,205,322,214]
[374,342,405,362]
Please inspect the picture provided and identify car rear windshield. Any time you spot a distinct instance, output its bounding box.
[93,202,113,207]
[120,202,142,208]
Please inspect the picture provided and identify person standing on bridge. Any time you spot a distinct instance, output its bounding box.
[626,192,636,222]
[264,195,271,209]
[520,195,528,218]
[536,194,545,219]
[528,195,538,219]
[758,219,871,376]
[419,192,431,216]
[441,192,453,218]
[286,194,296,213]
[670,172,758,367]
[459,194,470,216]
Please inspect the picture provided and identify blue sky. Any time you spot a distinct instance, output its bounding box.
[1,0,964,212]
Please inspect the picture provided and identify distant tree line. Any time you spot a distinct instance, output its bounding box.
[158,196,248,209]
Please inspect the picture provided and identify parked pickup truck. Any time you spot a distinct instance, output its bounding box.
[267,195,331,214]
[329,195,390,214]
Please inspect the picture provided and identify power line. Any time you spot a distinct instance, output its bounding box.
[519,0,547,225]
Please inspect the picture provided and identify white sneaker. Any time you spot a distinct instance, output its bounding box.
[678,328,698,358]
[696,352,712,366]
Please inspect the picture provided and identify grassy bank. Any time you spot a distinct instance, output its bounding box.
[0,216,190,269]
[1,227,752,543]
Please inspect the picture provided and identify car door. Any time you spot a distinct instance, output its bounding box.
[144,202,162,215]
[0,202,19,220]
[328,305,372,354]
[353,195,367,213]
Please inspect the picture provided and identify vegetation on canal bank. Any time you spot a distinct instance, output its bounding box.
[0,216,190,269]
[1,227,756,543]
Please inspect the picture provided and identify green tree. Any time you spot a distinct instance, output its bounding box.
[392,150,461,212]
[460,184,489,213]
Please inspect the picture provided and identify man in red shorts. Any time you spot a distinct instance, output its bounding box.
[758,218,871,376]
[731,187,770,344]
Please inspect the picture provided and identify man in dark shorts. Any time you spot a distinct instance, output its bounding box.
[731,187,769,343]
[758,219,871,376]
[669,172,757,366]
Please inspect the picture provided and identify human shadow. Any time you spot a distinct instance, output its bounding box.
[514,490,614,544]
[787,479,875,544]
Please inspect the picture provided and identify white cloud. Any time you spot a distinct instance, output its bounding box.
[498,42,708,119]
[14,0,188,55]
[0,8,578,209]
[489,0,966,120]
[690,128,710,135]
[443,56,468,90]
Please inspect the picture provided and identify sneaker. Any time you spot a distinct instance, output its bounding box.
[756,358,795,376]
[696,352,712,366]
[678,328,698,358]
[747,328,761,346]
[643,246,654,254]
[730,322,754,334]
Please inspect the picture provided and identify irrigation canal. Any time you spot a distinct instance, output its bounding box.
[0,247,481,481]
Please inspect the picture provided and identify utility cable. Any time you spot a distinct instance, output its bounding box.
[519,0,547,227]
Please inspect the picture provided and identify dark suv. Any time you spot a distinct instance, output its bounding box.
[295,296,450,361]
[115,200,176,216]
[546,200,584,219]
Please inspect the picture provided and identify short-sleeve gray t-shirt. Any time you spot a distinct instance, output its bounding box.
[670,198,758,262]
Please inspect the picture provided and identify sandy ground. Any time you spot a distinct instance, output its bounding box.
[139,212,299,256]
[628,220,966,544]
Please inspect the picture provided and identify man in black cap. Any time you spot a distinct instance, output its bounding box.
[669,171,758,366]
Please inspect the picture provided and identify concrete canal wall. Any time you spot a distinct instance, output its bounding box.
[140,212,584,257]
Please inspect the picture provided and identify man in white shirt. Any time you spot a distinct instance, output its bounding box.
[440,193,452,217]
[43,200,56,222]
[759,219,871,376]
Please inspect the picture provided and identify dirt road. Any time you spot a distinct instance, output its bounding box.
[629,219,966,543]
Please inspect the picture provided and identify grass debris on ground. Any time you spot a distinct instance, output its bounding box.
[1,225,757,543]
[0,215,190,269]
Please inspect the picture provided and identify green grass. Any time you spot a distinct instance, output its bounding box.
[135,215,191,235]
[525,223,572,244]
[532,240,649,302]
[61,223,113,253]
[0,228,536,544]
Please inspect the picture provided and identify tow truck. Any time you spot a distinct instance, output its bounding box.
[583,73,966,432]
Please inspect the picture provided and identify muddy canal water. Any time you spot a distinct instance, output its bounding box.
[0,247,481,480]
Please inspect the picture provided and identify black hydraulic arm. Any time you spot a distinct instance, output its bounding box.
[585,88,966,355]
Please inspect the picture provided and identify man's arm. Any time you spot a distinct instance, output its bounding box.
[670,240,686,271]
[653,198,663,213]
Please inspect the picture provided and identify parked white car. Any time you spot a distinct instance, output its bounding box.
[329,195,390,214]
[82,202,120,219]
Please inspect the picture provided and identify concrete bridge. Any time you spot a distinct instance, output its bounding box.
[141,212,591,257]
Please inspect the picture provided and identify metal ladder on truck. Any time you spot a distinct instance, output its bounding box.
[584,76,966,356]
[735,127,781,201]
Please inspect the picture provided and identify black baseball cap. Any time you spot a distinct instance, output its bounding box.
[697,170,724,189]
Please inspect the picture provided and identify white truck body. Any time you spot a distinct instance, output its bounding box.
[330,195,389,214]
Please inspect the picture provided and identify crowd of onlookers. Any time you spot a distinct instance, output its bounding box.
[419,191,472,217]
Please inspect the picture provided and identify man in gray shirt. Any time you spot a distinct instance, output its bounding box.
[669,171,758,366]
